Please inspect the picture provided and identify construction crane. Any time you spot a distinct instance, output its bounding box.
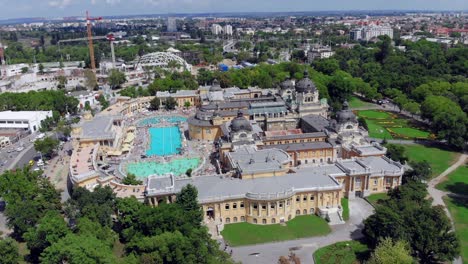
[86,11,102,72]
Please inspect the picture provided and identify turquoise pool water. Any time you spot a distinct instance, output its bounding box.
[147,126,181,156]
[126,158,200,178]
[138,116,187,126]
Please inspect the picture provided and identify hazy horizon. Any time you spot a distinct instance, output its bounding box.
[0,0,467,20]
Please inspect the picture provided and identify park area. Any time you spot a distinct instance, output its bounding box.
[402,144,460,177]
[436,165,468,195]
[357,110,432,140]
[313,240,370,264]
[444,196,468,263]
[348,97,376,109]
[221,215,330,246]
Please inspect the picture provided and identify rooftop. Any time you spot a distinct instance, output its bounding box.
[0,110,52,121]
[226,145,290,175]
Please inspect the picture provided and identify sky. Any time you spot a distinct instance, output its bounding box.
[1,0,467,19]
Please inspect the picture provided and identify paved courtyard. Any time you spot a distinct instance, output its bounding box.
[229,198,374,264]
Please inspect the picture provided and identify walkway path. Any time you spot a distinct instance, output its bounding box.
[427,153,466,264]
[230,198,374,264]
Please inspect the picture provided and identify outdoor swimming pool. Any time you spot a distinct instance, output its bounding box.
[126,158,201,179]
[138,116,187,126]
[147,126,182,156]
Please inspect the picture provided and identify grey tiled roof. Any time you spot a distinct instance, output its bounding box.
[263,141,333,152]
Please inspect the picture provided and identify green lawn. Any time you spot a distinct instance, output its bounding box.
[436,165,468,195]
[366,119,394,139]
[366,193,389,207]
[221,215,331,246]
[402,144,460,177]
[358,110,392,119]
[314,240,370,264]
[341,198,349,221]
[443,196,468,263]
[349,97,376,109]
[357,110,432,140]
[390,127,430,138]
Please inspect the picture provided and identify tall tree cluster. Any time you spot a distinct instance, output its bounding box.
[0,168,234,264]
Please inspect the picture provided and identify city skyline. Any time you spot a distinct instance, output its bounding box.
[0,0,467,19]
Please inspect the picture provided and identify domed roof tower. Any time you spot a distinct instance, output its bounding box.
[230,110,252,132]
[295,71,317,93]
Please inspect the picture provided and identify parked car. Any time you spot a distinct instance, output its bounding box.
[16,146,24,152]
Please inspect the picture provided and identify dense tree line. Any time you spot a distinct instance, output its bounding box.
[313,37,467,148]
[0,168,234,263]
[0,90,79,116]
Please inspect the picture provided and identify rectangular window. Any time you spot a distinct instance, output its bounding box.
[261,204,267,210]
[373,179,378,185]
[253,203,258,209]
[225,204,230,210]
[279,202,283,208]
[233,203,237,209]
[296,196,300,202]
[303,195,307,201]
[310,196,314,201]
[270,204,275,209]
[240,202,244,208]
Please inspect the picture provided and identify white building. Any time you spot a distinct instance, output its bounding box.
[167,17,177,32]
[224,25,233,35]
[350,25,393,41]
[307,46,335,63]
[211,24,223,35]
[0,111,53,133]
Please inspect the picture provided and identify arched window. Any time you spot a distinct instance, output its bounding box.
[226,217,230,223]
[346,125,353,129]
[233,203,237,209]
[296,210,300,215]
[303,209,307,215]
[262,219,267,224]
[241,216,245,222]
[253,218,257,224]
[288,215,292,220]
[271,218,276,224]
[310,208,315,214]
[233,217,238,223]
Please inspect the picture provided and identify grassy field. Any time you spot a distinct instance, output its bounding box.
[436,165,468,195]
[366,193,389,207]
[402,144,460,177]
[341,198,349,221]
[443,196,468,263]
[221,215,331,246]
[348,97,376,109]
[314,240,370,264]
[357,110,432,140]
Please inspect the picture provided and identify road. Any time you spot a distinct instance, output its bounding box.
[230,198,374,264]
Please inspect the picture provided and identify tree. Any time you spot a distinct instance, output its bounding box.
[24,211,70,261]
[367,238,413,264]
[40,234,117,264]
[404,160,431,183]
[149,97,160,111]
[34,137,59,158]
[84,69,97,89]
[38,63,44,74]
[122,173,143,186]
[97,94,110,110]
[363,181,460,263]
[57,75,68,89]
[385,144,407,163]
[108,69,126,89]
[176,184,203,226]
[21,67,29,73]
[0,238,20,264]
[165,97,178,110]
[184,101,191,108]
[0,168,61,237]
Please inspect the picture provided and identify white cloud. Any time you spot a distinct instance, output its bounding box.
[91,0,121,4]
[48,0,73,8]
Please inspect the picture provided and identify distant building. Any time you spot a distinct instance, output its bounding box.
[211,24,223,35]
[350,25,393,41]
[224,25,233,35]
[0,110,53,133]
[307,45,335,63]
[167,17,177,32]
